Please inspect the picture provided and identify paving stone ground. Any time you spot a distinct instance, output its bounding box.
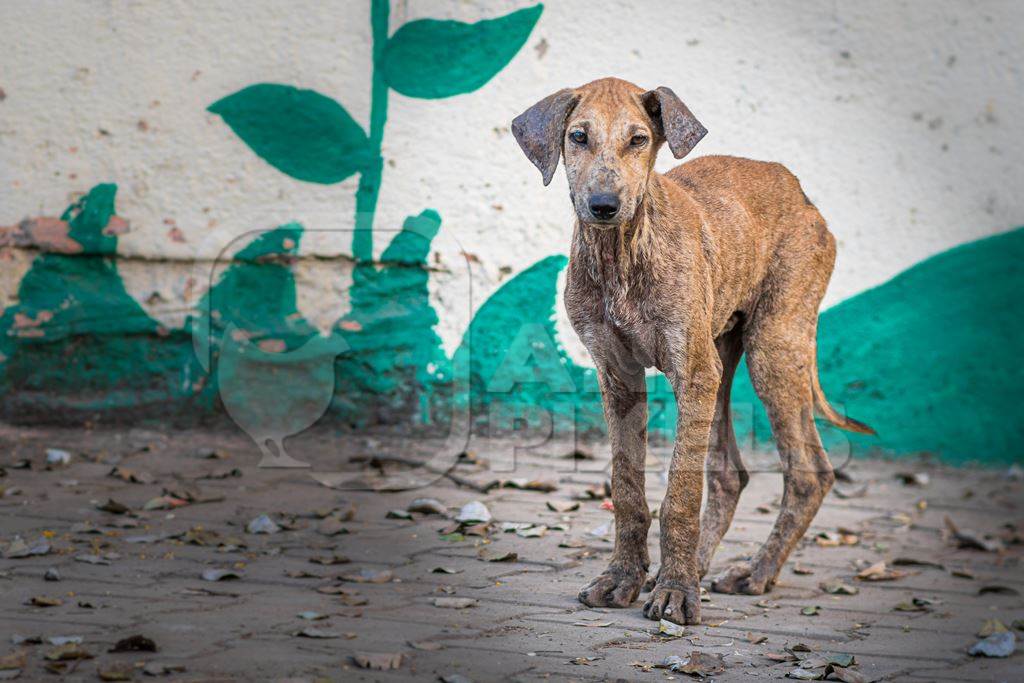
[0,423,1021,682]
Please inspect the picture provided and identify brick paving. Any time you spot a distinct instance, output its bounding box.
[0,424,1021,681]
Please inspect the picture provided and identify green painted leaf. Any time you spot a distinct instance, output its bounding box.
[381,4,543,99]
[209,84,371,184]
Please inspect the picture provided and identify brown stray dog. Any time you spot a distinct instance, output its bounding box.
[512,78,874,625]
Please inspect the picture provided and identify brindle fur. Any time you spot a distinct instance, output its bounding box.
[512,78,874,625]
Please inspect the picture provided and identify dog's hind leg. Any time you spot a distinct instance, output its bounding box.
[696,324,748,578]
[711,224,837,595]
[712,313,831,595]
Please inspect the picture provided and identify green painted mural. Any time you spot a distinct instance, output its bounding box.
[333,210,449,427]
[1,193,1022,464]
[208,85,373,185]
[380,4,544,99]
[0,185,190,422]
[454,255,598,433]
[0,1,549,441]
[206,0,544,430]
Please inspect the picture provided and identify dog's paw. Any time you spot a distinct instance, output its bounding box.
[642,580,701,625]
[710,561,770,595]
[578,566,645,608]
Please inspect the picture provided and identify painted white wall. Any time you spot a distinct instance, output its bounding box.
[2,0,1022,361]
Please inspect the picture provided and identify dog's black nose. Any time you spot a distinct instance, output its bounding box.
[589,193,620,220]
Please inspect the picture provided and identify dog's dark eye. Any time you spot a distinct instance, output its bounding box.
[569,130,587,144]
[631,134,648,146]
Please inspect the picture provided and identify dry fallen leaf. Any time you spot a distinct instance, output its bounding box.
[431,566,462,575]
[820,579,859,595]
[815,531,858,547]
[294,627,340,639]
[109,466,155,485]
[856,562,908,582]
[201,568,242,582]
[893,598,933,613]
[44,642,93,661]
[547,500,580,513]
[433,597,477,609]
[574,482,611,500]
[97,499,130,515]
[499,478,558,493]
[891,557,944,570]
[143,495,188,511]
[311,585,356,593]
[461,523,490,537]
[944,515,1004,552]
[657,651,727,676]
[828,667,869,683]
[978,618,1009,638]
[181,587,239,598]
[142,662,187,676]
[764,652,799,663]
[309,553,351,566]
[351,652,403,670]
[339,593,369,607]
[0,650,27,671]
[29,595,63,607]
[477,548,518,563]
[109,634,157,652]
[407,498,447,515]
[339,568,393,584]
[895,472,929,486]
[316,516,349,537]
[196,466,242,480]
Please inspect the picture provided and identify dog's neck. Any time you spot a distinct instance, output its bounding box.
[576,173,668,289]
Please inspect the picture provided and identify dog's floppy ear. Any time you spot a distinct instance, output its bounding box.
[511,88,579,186]
[641,86,707,159]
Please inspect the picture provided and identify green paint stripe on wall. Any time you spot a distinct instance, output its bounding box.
[1,180,1019,464]
[731,225,1024,464]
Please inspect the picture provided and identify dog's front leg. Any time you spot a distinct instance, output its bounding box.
[578,359,650,608]
[644,335,721,625]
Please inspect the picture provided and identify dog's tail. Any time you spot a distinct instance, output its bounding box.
[810,357,876,435]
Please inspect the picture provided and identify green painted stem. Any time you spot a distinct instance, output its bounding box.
[352,0,390,262]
